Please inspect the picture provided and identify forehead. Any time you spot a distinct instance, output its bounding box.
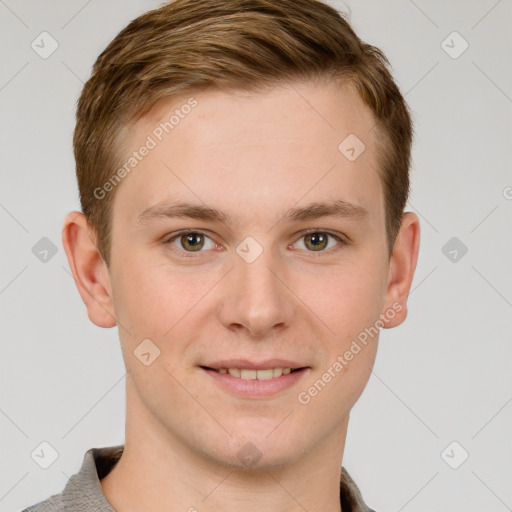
[112,81,383,228]
[141,81,376,155]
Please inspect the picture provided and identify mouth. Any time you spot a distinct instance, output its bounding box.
[199,364,310,398]
[198,358,310,397]
[200,366,306,380]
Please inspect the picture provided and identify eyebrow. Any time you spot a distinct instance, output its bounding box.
[135,199,369,225]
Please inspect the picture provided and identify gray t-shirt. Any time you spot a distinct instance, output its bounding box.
[21,445,376,511]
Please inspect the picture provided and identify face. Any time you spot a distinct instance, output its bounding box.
[70,80,416,470]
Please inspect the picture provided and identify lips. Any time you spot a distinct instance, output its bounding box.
[201,367,303,380]
[201,358,307,371]
[200,363,310,398]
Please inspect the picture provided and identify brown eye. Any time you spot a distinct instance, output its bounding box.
[167,231,216,254]
[294,231,343,253]
[303,232,329,251]
[180,232,204,251]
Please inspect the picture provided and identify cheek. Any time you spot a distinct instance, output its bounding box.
[294,258,385,389]
[295,315,379,428]
[314,344,377,421]
[112,257,207,336]
[294,258,388,334]
[112,261,202,389]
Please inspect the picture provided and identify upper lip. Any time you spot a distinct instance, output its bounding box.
[201,359,308,370]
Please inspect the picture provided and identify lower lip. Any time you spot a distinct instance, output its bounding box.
[200,367,309,398]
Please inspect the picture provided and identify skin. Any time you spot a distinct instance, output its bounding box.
[62,80,420,512]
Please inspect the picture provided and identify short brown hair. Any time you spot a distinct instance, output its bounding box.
[74,0,414,268]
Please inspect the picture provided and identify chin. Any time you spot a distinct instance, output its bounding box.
[203,426,307,472]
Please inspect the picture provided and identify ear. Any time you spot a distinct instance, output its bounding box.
[61,211,117,328]
[381,212,420,328]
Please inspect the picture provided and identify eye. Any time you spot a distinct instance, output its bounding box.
[293,230,344,253]
[164,228,345,258]
[166,230,216,254]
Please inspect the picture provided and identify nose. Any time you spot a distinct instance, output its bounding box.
[217,244,295,339]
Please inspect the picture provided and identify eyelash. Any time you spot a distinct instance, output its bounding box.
[163,228,346,258]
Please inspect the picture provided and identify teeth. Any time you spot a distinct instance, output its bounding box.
[257,369,274,380]
[217,368,295,379]
[240,369,257,380]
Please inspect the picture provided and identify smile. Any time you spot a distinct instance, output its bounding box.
[200,365,309,398]
[203,367,302,380]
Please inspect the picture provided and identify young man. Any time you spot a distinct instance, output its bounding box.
[23,0,419,510]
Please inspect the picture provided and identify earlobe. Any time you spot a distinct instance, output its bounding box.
[61,211,117,328]
[381,212,420,329]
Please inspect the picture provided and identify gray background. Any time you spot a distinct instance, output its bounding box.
[1,0,511,510]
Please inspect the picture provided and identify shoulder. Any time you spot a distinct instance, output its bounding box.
[340,465,378,512]
[20,445,123,512]
[20,492,65,512]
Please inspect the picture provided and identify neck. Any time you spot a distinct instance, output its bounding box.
[100,378,348,512]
